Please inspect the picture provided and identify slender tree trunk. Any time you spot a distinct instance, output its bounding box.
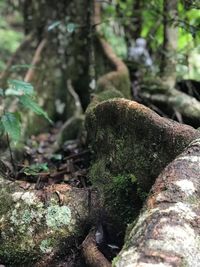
[161,0,178,88]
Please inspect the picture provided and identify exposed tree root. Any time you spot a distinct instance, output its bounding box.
[86,98,200,266]
[142,88,200,122]
[92,0,131,101]
[96,38,131,99]
[24,39,47,82]
[47,79,84,154]
[82,230,112,267]
[86,98,199,192]
[114,137,200,266]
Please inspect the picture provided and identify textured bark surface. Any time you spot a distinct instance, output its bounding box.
[114,137,200,267]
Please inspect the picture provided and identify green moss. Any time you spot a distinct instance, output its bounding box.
[0,244,39,267]
[87,92,124,114]
[89,158,111,187]
[0,188,14,217]
[89,155,140,226]
[103,174,138,226]
[97,72,131,99]
[112,254,120,266]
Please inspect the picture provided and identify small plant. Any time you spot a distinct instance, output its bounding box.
[21,163,49,176]
[0,79,52,176]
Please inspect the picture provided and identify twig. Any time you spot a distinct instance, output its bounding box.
[6,133,16,177]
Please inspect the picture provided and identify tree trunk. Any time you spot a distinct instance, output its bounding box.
[161,0,178,88]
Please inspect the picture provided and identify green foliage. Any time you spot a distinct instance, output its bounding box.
[22,163,49,176]
[0,10,23,71]
[101,22,127,58]
[0,79,52,144]
[0,28,23,54]
[19,95,52,123]
[1,112,21,142]
[112,174,137,190]
[102,0,199,80]
[6,79,34,96]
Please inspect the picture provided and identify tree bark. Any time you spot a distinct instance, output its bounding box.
[114,137,200,267]
[0,178,99,266]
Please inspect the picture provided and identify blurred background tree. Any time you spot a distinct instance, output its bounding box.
[0,0,199,131]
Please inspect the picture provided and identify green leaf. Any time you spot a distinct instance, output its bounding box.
[66,23,76,33]
[50,154,62,161]
[11,64,36,71]
[48,21,60,31]
[1,112,21,141]
[19,95,53,123]
[5,88,24,96]
[6,79,34,96]
[22,163,49,176]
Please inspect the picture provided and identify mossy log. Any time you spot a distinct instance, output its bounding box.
[114,137,200,267]
[0,178,99,266]
[86,98,199,229]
